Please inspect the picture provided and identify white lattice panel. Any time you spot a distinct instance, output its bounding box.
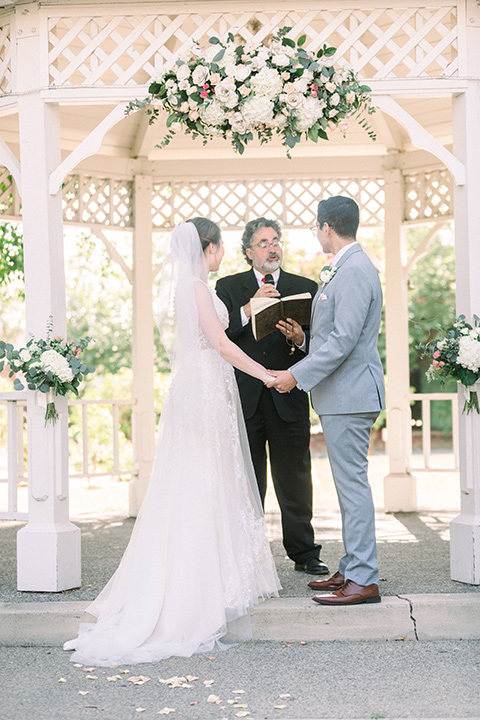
[47,6,458,88]
[0,20,12,94]
[62,175,133,227]
[152,177,385,229]
[404,169,452,221]
[0,166,16,215]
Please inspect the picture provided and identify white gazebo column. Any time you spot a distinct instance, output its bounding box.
[383,166,417,511]
[129,174,156,516]
[16,94,80,590]
[450,80,480,585]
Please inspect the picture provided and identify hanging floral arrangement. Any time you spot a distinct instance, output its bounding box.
[126,27,375,156]
[420,314,480,414]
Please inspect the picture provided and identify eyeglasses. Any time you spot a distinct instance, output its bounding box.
[309,224,320,236]
[251,239,283,250]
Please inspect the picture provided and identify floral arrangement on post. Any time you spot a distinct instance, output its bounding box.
[126,26,375,156]
[0,317,95,425]
[419,314,480,414]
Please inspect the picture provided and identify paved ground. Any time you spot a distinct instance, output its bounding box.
[1,454,476,603]
[2,641,480,720]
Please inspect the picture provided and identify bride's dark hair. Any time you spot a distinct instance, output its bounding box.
[186,217,221,251]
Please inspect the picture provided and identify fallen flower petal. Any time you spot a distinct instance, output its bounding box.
[83,667,95,672]
[186,676,199,682]
[232,689,245,694]
[235,713,250,718]
[203,679,215,686]
[73,663,83,668]
[279,694,291,699]
[157,710,176,715]
[274,706,287,710]
[78,691,89,696]
[135,709,146,713]
[207,694,221,704]
[85,675,98,680]
[57,678,67,683]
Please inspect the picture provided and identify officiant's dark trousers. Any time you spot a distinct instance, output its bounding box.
[244,386,319,564]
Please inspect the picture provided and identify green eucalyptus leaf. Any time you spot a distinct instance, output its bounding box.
[297,34,307,46]
[208,36,220,44]
[213,48,226,63]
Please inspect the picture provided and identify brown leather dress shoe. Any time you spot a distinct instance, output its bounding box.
[308,571,344,591]
[312,579,381,606]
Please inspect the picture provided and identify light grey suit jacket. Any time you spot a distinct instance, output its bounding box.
[291,244,385,415]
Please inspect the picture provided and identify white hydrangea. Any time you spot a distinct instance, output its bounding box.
[250,67,283,99]
[200,100,226,126]
[40,350,74,383]
[241,95,274,126]
[457,335,480,372]
[295,97,326,133]
[19,349,31,363]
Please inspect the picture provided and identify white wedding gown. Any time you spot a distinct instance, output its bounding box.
[64,285,280,667]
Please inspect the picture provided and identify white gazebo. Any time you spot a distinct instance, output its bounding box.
[0,0,478,590]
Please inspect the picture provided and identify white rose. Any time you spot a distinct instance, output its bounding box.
[224,64,237,77]
[285,91,304,109]
[230,112,251,134]
[325,81,336,92]
[204,125,223,137]
[175,64,190,82]
[461,328,470,334]
[250,67,283,99]
[272,53,290,67]
[238,84,251,97]
[215,78,238,108]
[200,99,226,126]
[192,65,210,85]
[234,64,252,82]
[19,349,31,362]
[293,77,310,93]
[330,92,340,106]
[250,55,266,70]
[241,95,274,125]
[178,79,190,91]
[346,91,356,103]
[328,109,338,117]
[165,78,176,89]
[257,46,269,61]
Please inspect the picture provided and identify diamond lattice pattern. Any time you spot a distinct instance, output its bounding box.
[47,6,458,88]
[404,170,452,221]
[152,178,385,229]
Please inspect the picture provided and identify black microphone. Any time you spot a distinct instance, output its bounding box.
[263,274,275,285]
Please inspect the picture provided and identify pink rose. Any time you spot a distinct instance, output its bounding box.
[338,120,349,132]
[200,90,208,98]
[311,90,317,97]
[189,110,200,121]
[210,73,221,85]
[171,121,182,132]
[433,350,440,358]
[281,71,290,81]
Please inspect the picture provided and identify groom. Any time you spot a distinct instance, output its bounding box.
[272,196,385,605]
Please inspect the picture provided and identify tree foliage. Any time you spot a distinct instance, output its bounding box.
[0,223,24,295]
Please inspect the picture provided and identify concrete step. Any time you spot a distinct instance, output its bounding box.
[1,593,479,647]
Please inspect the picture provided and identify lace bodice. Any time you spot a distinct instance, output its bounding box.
[210,285,229,330]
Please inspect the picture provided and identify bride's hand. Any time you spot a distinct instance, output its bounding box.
[264,370,277,388]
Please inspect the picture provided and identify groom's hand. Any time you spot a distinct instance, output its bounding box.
[272,370,297,393]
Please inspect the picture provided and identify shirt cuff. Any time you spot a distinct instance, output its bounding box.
[295,336,307,353]
[240,305,250,327]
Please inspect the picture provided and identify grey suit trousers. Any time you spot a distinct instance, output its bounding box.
[320,412,379,587]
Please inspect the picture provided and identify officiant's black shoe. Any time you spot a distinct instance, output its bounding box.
[294,558,329,575]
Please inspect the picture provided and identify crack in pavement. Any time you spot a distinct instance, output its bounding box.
[396,594,419,640]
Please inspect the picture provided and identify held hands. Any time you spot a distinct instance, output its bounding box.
[276,317,305,346]
[264,370,298,393]
[243,283,280,319]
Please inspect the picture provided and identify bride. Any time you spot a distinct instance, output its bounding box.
[64,218,281,666]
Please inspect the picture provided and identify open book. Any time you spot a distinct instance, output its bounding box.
[251,292,313,341]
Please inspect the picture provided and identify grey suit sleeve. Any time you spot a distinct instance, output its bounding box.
[290,266,374,392]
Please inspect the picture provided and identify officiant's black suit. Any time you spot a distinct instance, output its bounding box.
[216,268,321,565]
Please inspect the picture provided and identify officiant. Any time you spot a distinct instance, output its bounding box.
[216,218,328,576]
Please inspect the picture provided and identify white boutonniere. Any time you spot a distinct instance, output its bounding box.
[319,265,337,285]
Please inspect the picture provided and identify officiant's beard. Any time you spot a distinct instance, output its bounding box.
[254,253,282,273]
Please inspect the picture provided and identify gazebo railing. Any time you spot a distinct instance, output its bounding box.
[0,394,136,521]
[408,392,459,471]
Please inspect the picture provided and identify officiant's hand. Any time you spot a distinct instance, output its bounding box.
[243,284,280,318]
[276,318,304,346]
[272,370,297,393]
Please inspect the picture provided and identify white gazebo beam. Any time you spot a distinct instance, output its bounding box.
[129,174,156,516]
[0,135,21,194]
[372,95,466,186]
[450,80,480,586]
[15,4,80,592]
[49,103,131,196]
[383,164,417,512]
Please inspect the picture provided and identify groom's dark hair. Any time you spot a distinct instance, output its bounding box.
[317,196,359,239]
